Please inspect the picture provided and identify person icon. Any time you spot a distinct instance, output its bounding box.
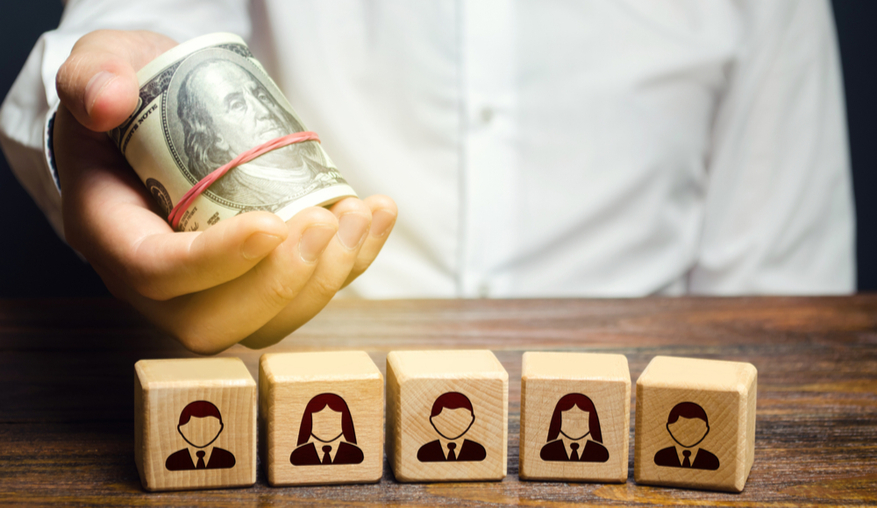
[290,393,364,466]
[165,400,236,471]
[539,393,609,463]
[417,392,486,462]
[654,402,720,470]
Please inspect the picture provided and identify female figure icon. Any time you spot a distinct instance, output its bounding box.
[290,393,364,466]
[540,393,609,463]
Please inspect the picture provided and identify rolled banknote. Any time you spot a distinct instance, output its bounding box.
[109,33,356,231]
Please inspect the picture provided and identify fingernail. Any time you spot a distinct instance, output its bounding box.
[338,213,369,250]
[299,225,336,263]
[369,209,396,238]
[241,232,283,261]
[84,71,117,117]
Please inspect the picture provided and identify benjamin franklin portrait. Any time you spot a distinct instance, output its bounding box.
[167,49,337,210]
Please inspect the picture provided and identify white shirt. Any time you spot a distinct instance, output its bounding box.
[0,0,855,298]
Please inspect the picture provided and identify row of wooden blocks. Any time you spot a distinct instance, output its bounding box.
[135,351,756,493]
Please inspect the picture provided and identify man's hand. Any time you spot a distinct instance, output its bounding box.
[54,30,396,354]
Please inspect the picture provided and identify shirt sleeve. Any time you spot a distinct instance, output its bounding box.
[0,0,252,238]
[689,0,855,294]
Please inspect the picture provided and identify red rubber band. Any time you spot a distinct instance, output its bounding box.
[168,131,321,229]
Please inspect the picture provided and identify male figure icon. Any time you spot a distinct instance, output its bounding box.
[290,393,364,466]
[653,402,720,471]
[540,393,609,463]
[417,392,486,462]
[165,400,236,471]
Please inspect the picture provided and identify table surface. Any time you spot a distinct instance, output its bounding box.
[1,296,875,506]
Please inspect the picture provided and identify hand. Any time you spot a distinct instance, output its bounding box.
[54,30,396,354]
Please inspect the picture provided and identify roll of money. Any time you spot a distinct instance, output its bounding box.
[109,33,356,231]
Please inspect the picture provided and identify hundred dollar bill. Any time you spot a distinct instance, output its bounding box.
[109,33,356,231]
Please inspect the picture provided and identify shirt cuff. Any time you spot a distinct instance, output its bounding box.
[44,103,60,194]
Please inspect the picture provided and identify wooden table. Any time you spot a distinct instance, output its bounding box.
[1,297,875,506]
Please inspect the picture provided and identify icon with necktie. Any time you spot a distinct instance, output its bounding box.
[165,400,236,471]
[417,392,486,462]
[539,393,609,462]
[654,402,720,471]
[290,393,364,466]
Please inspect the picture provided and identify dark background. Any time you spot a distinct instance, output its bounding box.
[1,1,874,297]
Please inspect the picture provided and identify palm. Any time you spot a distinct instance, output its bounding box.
[54,30,396,353]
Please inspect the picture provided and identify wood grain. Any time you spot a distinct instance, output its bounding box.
[134,358,257,491]
[260,351,383,486]
[634,356,757,492]
[386,350,508,482]
[0,296,876,505]
[520,352,630,483]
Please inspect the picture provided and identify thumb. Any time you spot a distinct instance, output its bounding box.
[56,30,177,132]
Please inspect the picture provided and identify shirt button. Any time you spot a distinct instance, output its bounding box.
[480,107,494,124]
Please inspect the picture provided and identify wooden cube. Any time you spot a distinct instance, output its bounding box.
[634,356,757,492]
[259,351,383,486]
[519,352,630,483]
[134,357,257,492]
[386,350,508,482]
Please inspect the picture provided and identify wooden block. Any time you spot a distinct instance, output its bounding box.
[386,350,508,482]
[134,357,256,492]
[519,352,630,483]
[259,351,383,486]
[634,356,757,492]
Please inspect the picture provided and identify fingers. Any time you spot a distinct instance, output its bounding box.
[341,195,397,289]
[56,30,177,132]
[128,207,340,355]
[74,188,292,301]
[56,105,292,300]
[239,198,374,349]
[76,200,291,302]
[124,212,290,300]
[55,103,163,256]
[95,196,389,354]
